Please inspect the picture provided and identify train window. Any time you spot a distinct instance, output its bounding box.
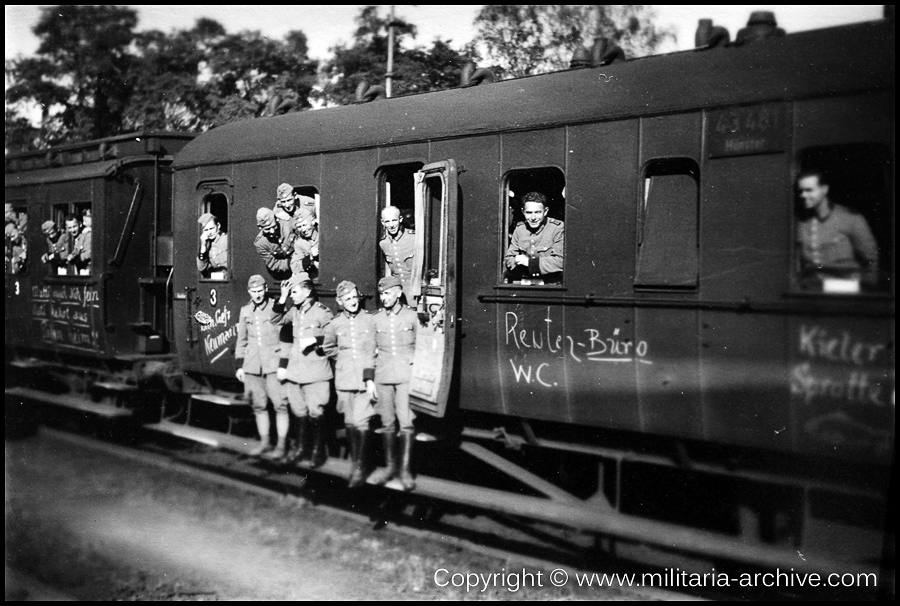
[66,203,92,276]
[285,185,320,281]
[635,159,699,289]
[5,202,28,275]
[502,167,566,286]
[794,144,893,295]
[377,162,424,297]
[198,192,229,281]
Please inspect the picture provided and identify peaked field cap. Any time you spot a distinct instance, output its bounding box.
[277,182,293,201]
[286,272,311,290]
[378,275,402,292]
[41,220,56,233]
[247,274,266,289]
[256,207,276,228]
[198,212,215,226]
[294,207,316,223]
[336,280,357,298]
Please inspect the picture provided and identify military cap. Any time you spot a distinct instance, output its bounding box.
[293,207,316,225]
[197,212,215,227]
[276,182,294,202]
[247,274,266,290]
[336,280,357,298]
[286,272,311,291]
[41,220,57,234]
[378,275,403,292]
[256,207,276,228]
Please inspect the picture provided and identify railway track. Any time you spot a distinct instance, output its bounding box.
[7,398,890,601]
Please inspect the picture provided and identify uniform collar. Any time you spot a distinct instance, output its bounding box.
[252,297,270,311]
[525,219,548,235]
[387,227,406,242]
[383,304,403,316]
[342,309,361,319]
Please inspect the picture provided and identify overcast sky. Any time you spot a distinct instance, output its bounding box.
[5,5,887,62]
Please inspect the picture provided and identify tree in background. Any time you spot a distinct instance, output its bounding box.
[6,5,138,147]
[472,5,675,78]
[123,18,227,133]
[317,5,469,106]
[6,7,318,150]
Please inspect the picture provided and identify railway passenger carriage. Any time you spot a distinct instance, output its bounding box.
[6,11,894,582]
[6,133,194,413]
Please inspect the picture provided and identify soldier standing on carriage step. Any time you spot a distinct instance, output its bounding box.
[322,280,378,488]
[235,274,290,459]
[368,275,418,491]
[275,272,334,468]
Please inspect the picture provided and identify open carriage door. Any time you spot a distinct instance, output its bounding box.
[409,160,458,417]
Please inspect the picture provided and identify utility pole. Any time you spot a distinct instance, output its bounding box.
[386,5,395,98]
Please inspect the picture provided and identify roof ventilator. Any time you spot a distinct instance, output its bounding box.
[734,11,785,45]
[459,61,496,87]
[355,81,386,103]
[570,37,626,69]
[694,19,731,48]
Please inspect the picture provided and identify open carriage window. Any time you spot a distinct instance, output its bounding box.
[377,161,424,300]
[502,167,566,286]
[5,202,28,275]
[197,191,229,281]
[794,144,893,295]
[40,202,92,276]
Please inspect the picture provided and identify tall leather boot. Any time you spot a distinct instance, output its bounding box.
[369,431,398,485]
[286,415,311,464]
[309,415,328,469]
[399,430,416,491]
[249,411,272,457]
[349,428,373,489]
[346,425,359,481]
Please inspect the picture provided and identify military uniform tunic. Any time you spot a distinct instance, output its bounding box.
[372,304,418,384]
[277,299,334,417]
[277,300,334,384]
[235,296,287,413]
[379,228,416,297]
[69,228,92,274]
[44,232,69,273]
[323,309,376,391]
[253,230,293,281]
[504,218,565,283]
[197,232,228,278]
[372,303,418,432]
[323,309,377,427]
[291,228,320,277]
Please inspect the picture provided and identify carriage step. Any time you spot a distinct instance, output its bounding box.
[94,381,138,392]
[191,393,249,406]
[5,387,133,418]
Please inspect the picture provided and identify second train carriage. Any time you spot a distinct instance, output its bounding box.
[6,132,194,414]
[164,15,894,574]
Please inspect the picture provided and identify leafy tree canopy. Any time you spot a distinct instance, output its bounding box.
[317,5,469,106]
[472,5,675,78]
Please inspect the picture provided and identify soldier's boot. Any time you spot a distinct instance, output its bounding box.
[286,415,311,464]
[268,410,291,461]
[263,436,287,460]
[346,425,360,482]
[248,411,272,457]
[349,428,374,489]
[398,430,416,492]
[369,431,398,486]
[309,415,328,469]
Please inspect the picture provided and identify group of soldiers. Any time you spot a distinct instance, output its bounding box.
[33,210,92,276]
[234,184,420,491]
[5,204,27,275]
